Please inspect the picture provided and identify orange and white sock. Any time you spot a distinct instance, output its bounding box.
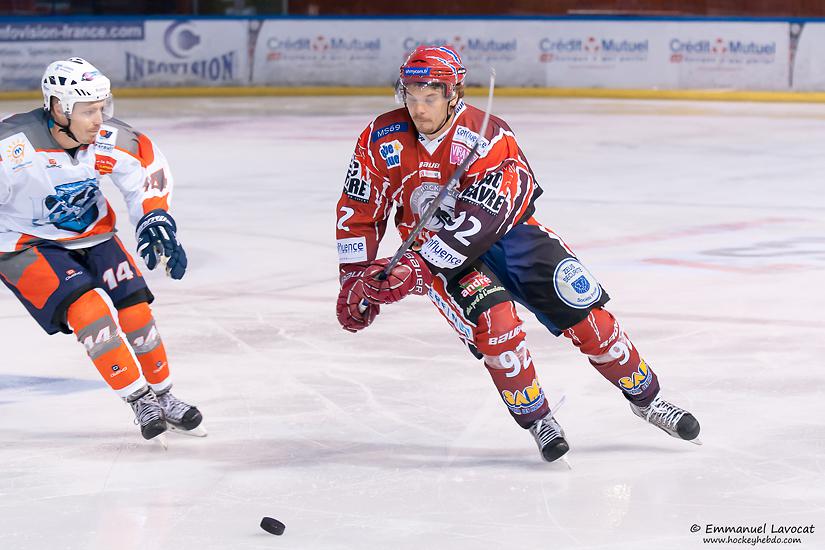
[67,289,146,398]
[117,302,172,394]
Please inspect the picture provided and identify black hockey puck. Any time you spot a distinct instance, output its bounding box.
[260,517,285,536]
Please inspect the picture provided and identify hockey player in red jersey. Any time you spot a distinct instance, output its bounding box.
[0,58,204,442]
[335,45,700,462]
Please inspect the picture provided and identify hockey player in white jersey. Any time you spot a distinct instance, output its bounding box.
[0,58,204,441]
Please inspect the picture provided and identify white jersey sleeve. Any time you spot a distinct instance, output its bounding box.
[95,119,175,227]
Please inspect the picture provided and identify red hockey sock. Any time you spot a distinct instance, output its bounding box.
[117,302,171,392]
[475,302,550,428]
[564,307,659,406]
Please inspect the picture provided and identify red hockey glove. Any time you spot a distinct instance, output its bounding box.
[362,251,433,305]
[337,265,380,333]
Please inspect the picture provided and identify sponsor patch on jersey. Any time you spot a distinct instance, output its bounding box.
[337,236,368,263]
[95,155,116,175]
[378,140,403,169]
[449,142,470,166]
[371,122,408,143]
[95,127,117,153]
[453,125,489,153]
[501,378,546,415]
[5,137,33,171]
[458,271,492,298]
[420,236,467,269]
[45,157,62,169]
[460,171,506,215]
[419,169,440,179]
[618,360,652,396]
[64,268,83,281]
[553,258,602,309]
[343,157,370,203]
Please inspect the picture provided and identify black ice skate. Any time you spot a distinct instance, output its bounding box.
[155,386,206,437]
[630,395,701,444]
[529,412,570,462]
[126,386,168,440]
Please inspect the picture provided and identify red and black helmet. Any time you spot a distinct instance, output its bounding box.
[398,45,466,98]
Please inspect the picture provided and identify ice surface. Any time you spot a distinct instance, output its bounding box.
[1,96,823,549]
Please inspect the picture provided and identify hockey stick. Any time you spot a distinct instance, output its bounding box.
[359,69,497,311]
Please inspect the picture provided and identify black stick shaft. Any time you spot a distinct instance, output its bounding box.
[359,69,497,307]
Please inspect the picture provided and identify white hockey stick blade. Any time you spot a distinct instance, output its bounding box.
[169,424,208,437]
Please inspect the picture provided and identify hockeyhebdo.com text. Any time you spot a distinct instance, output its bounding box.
[690,522,816,546]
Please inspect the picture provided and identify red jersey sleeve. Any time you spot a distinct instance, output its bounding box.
[336,123,393,270]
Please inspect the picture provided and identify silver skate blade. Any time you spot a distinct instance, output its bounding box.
[559,455,573,470]
[168,424,208,437]
[154,433,168,450]
[687,437,703,446]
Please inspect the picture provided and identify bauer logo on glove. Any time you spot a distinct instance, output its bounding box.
[362,251,433,304]
[136,209,187,280]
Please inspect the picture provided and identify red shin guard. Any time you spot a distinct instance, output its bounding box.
[564,307,659,404]
[475,302,550,428]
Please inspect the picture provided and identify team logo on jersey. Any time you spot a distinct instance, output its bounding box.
[410,182,457,231]
[37,178,101,233]
[371,122,408,143]
[343,157,370,203]
[618,360,652,395]
[501,378,546,415]
[460,171,506,215]
[378,140,403,169]
[553,258,602,309]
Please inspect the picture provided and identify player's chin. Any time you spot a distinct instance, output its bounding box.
[413,121,434,133]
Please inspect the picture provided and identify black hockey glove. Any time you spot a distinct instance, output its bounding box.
[136,209,187,280]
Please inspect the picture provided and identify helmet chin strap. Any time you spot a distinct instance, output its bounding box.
[48,112,81,144]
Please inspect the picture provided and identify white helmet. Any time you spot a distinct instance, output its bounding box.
[41,57,113,118]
